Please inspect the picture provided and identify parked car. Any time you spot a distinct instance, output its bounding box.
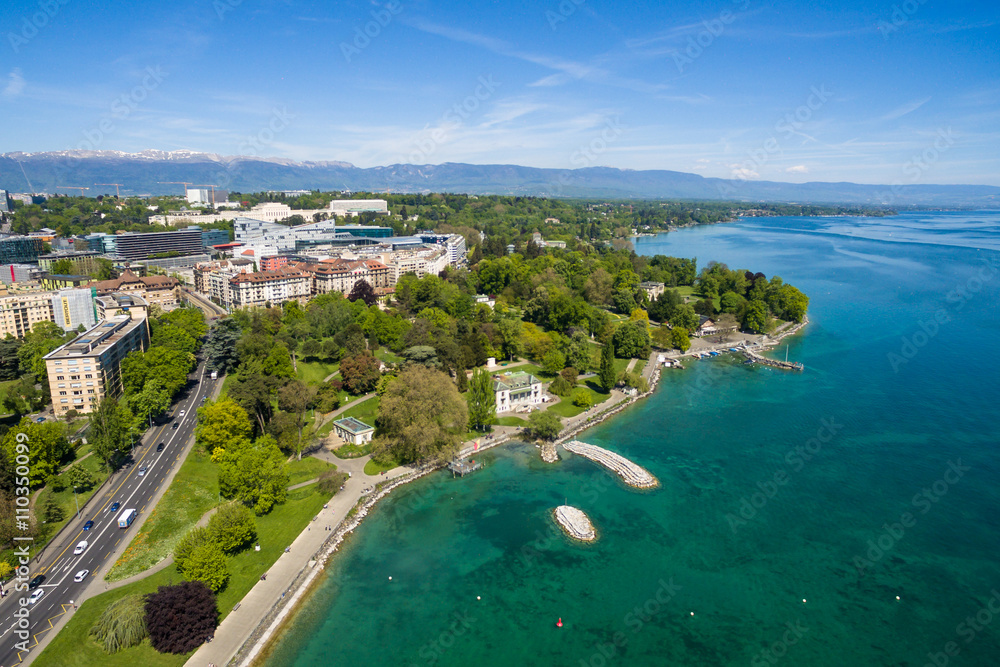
[74,569,89,582]
[28,589,44,604]
[138,466,148,477]
[35,416,46,423]
[83,520,94,531]
[110,502,120,512]
[73,540,88,555]
[28,574,45,589]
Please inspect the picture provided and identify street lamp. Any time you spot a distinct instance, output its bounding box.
[73,486,80,519]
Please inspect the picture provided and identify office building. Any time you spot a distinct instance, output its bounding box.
[0,236,45,264]
[0,263,44,285]
[187,188,229,206]
[41,274,93,290]
[113,229,205,261]
[44,315,150,416]
[38,251,104,276]
[0,190,13,213]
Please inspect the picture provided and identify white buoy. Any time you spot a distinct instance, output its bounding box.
[477,596,481,600]
[689,612,694,616]
[802,598,807,603]
[388,576,392,581]
[895,595,900,600]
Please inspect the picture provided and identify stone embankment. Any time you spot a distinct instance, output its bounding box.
[553,505,596,541]
[561,440,659,489]
[540,442,558,463]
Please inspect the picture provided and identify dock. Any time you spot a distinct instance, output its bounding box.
[742,346,804,371]
[553,505,597,542]
[448,459,482,477]
[562,440,658,489]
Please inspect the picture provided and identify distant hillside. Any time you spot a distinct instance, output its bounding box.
[2,151,998,208]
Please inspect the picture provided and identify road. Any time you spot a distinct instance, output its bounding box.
[182,287,228,319]
[0,359,219,666]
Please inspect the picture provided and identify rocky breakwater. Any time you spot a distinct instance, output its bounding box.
[562,440,659,489]
[553,505,596,542]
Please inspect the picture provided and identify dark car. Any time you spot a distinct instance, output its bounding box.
[83,520,94,531]
[28,574,45,589]
[110,502,120,512]
[156,442,165,452]
[172,422,179,429]
[35,416,46,423]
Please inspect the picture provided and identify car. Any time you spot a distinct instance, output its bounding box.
[110,502,120,512]
[172,422,179,429]
[35,416,46,423]
[138,466,148,477]
[73,540,88,555]
[156,442,165,452]
[73,569,89,582]
[28,574,45,589]
[83,520,94,531]
[179,410,185,417]
[28,589,44,604]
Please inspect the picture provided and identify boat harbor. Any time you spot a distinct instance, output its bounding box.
[562,440,659,489]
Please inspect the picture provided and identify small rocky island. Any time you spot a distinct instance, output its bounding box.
[553,505,597,542]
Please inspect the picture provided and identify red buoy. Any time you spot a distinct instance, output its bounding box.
[556,617,563,628]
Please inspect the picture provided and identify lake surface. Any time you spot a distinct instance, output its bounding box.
[268,211,1000,666]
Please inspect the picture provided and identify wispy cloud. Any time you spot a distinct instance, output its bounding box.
[881,97,931,121]
[786,164,809,174]
[3,69,25,98]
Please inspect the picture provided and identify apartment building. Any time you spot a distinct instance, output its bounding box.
[296,258,393,296]
[229,265,312,308]
[91,269,181,311]
[44,315,150,416]
[95,293,149,323]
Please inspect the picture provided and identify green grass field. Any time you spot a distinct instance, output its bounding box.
[496,416,527,427]
[363,458,397,475]
[284,456,336,487]
[105,451,219,582]
[339,396,378,426]
[546,386,610,418]
[295,358,340,385]
[33,484,333,667]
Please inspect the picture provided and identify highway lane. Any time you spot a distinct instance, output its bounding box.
[0,358,219,666]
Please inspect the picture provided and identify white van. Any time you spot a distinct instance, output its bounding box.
[118,508,137,528]
[73,540,88,555]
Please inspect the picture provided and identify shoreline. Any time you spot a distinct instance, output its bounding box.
[234,316,807,665]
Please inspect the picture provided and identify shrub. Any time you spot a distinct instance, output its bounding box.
[183,542,229,592]
[145,581,218,654]
[559,367,578,386]
[571,388,593,408]
[548,376,572,396]
[318,470,349,495]
[90,594,147,654]
[174,526,211,576]
[207,502,257,554]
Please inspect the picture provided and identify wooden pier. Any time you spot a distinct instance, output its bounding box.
[562,441,658,489]
[448,459,482,477]
[742,347,804,371]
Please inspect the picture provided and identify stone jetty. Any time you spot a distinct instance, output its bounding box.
[539,442,559,463]
[553,505,596,541]
[562,440,658,489]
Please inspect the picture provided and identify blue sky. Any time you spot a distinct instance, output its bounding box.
[1,0,998,185]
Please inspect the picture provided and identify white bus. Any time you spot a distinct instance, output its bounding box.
[118,508,137,528]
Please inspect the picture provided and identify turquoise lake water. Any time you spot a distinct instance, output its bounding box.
[268,212,1000,666]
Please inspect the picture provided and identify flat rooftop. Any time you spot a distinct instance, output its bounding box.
[334,417,374,434]
[44,315,145,360]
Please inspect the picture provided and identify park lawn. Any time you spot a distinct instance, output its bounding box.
[364,458,397,475]
[284,457,336,487]
[340,396,379,426]
[634,358,648,376]
[295,358,340,385]
[546,386,610,418]
[374,348,403,364]
[496,416,527,427]
[105,450,219,582]
[33,485,335,667]
[333,442,371,458]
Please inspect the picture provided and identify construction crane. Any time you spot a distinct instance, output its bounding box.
[95,183,124,197]
[158,181,193,198]
[191,184,220,206]
[56,186,90,196]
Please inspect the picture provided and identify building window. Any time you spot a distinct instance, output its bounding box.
[61,398,68,403]
[57,376,65,380]
[85,374,92,378]
[59,391,67,395]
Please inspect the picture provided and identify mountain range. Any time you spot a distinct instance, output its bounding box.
[2,151,998,208]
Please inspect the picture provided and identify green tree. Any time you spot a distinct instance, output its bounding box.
[218,435,288,514]
[174,526,212,574]
[720,291,746,314]
[671,327,691,352]
[548,375,572,396]
[1,419,72,487]
[18,321,68,381]
[203,318,244,374]
[373,365,468,464]
[1,376,46,415]
[89,594,148,654]
[0,337,22,381]
[571,388,593,408]
[228,363,278,434]
[181,541,229,592]
[496,318,523,361]
[207,502,257,554]
[195,398,253,460]
[542,349,566,375]
[526,410,562,440]
[612,321,651,359]
[598,339,616,392]
[277,380,317,460]
[743,300,770,334]
[670,303,699,331]
[66,463,94,491]
[41,494,64,523]
[467,367,496,432]
[88,396,135,469]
